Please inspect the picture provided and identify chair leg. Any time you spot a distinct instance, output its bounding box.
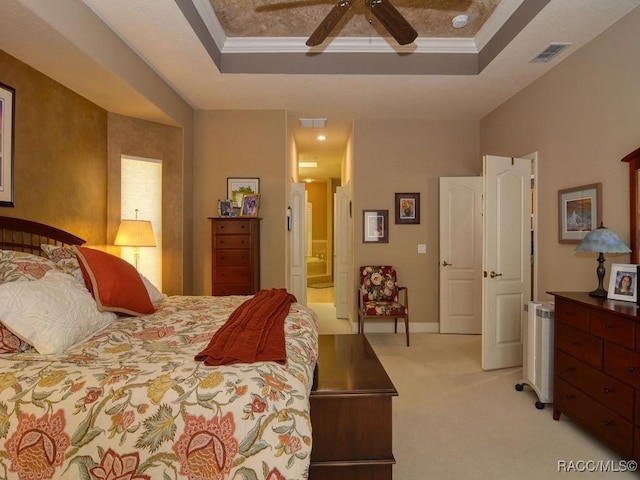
[404,316,410,346]
[394,318,398,333]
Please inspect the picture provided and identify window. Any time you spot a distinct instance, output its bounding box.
[121,156,162,288]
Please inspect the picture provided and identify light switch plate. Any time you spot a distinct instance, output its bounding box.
[418,244,427,254]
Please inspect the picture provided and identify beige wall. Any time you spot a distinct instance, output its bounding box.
[353,118,480,326]
[480,8,640,300]
[192,110,289,295]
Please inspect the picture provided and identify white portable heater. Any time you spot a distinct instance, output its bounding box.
[516,302,554,409]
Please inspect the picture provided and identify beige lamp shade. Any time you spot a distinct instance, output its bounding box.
[114,220,156,247]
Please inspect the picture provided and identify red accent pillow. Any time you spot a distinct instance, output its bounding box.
[73,246,155,316]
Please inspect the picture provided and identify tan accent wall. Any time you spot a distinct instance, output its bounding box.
[0,50,187,296]
[352,118,480,326]
[0,49,108,244]
[307,181,328,240]
[480,8,640,300]
[106,113,184,296]
[193,110,288,295]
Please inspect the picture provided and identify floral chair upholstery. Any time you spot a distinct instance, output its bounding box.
[358,265,409,346]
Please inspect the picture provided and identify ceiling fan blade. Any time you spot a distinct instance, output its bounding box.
[368,0,418,45]
[306,0,353,47]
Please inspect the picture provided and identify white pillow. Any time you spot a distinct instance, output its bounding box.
[0,270,116,354]
[140,274,167,305]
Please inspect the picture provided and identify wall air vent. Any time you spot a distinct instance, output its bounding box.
[531,43,571,63]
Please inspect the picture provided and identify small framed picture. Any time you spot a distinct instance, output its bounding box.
[363,210,389,243]
[395,193,420,224]
[218,199,232,217]
[607,263,638,302]
[227,177,259,208]
[558,183,602,243]
[240,193,260,217]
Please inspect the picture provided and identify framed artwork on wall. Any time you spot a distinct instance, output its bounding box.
[227,177,259,208]
[607,263,637,302]
[558,183,602,243]
[395,193,420,224]
[0,82,15,207]
[363,210,389,243]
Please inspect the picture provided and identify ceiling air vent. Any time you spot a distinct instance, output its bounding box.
[299,118,327,128]
[531,43,571,63]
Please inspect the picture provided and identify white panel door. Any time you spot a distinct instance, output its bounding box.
[482,155,531,370]
[439,177,482,334]
[290,183,307,305]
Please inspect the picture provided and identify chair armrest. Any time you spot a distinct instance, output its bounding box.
[398,286,408,307]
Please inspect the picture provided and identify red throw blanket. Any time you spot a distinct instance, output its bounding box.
[195,289,297,366]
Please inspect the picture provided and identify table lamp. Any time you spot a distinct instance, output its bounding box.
[114,209,156,270]
[575,223,631,297]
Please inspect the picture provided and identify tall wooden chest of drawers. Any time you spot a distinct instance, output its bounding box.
[209,217,260,296]
[550,292,640,459]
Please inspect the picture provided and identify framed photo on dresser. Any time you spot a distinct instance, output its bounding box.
[607,263,637,302]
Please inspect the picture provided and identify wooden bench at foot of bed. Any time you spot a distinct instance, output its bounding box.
[310,334,398,480]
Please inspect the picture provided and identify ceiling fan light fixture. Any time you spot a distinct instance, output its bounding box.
[317,135,327,141]
[452,15,468,29]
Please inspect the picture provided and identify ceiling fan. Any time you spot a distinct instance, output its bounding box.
[306,0,418,47]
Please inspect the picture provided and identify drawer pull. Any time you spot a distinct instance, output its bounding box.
[603,387,613,394]
[570,341,580,347]
[563,394,575,400]
[566,311,574,317]
[564,366,575,373]
[628,366,637,373]
[605,323,614,329]
[603,420,614,427]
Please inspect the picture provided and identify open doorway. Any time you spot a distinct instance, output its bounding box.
[305,179,338,304]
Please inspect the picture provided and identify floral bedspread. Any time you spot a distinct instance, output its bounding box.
[0,295,318,480]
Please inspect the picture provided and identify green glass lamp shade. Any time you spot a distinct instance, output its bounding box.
[575,224,631,297]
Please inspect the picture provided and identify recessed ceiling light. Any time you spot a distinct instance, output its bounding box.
[452,15,468,29]
[317,135,327,141]
[299,162,317,168]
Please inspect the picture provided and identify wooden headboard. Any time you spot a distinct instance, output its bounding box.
[0,216,85,256]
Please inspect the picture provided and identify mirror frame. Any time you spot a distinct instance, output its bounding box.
[622,147,640,264]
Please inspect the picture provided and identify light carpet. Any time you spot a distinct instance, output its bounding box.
[308,303,638,479]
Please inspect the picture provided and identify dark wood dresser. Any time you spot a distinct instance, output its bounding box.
[209,217,260,296]
[550,292,640,459]
[310,334,398,480]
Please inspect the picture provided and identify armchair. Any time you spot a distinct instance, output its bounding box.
[357,265,409,346]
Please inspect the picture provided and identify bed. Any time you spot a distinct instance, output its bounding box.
[0,216,319,480]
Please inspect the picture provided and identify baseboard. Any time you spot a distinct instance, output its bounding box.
[345,320,440,334]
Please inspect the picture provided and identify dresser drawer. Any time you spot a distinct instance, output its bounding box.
[215,249,252,266]
[555,350,633,420]
[214,220,253,235]
[590,310,635,349]
[555,378,633,458]
[604,343,640,388]
[213,266,252,284]
[555,299,589,331]
[212,284,254,296]
[215,235,252,249]
[555,323,603,368]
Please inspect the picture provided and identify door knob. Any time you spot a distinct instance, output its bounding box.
[490,271,503,278]
[441,261,452,266]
